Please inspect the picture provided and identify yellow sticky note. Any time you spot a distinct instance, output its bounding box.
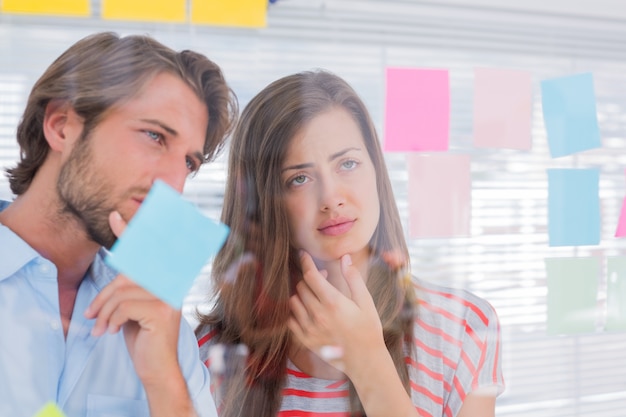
[33,403,66,417]
[102,0,186,23]
[191,0,267,28]
[1,0,90,16]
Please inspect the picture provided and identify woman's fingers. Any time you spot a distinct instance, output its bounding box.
[299,251,339,304]
[340,254,375,310]
[289,293,312,331]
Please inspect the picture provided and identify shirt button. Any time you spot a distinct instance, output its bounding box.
[39,263,51,274]
[50,320,61,331]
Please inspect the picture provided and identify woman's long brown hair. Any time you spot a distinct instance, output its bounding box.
[196,70,416,417]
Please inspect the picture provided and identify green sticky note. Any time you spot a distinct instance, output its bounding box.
[546,257,599,335]
[33,403,66,417]
[606,257,626,331]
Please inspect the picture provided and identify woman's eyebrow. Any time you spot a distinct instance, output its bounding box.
[281,162,313,173]
[329,147,361,161]
[281,147,362,173]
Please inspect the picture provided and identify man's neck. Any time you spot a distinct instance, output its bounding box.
[0,188,100,290]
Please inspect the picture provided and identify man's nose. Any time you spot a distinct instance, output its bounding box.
[155,154,188,193]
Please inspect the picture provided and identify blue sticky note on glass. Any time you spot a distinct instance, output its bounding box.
[105,180,229,308]
[540,73,601,158]
[547,169,600,247]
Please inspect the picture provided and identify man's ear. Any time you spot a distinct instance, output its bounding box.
[42,99,82,152]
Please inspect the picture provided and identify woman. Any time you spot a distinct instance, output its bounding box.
[196,70,504,417]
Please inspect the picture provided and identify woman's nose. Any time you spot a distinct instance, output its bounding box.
[319,176,345,212]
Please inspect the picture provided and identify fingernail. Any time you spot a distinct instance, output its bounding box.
[342,254,352,267]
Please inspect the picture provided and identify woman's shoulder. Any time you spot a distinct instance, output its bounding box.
[412,277,499,330]
[196,323,221,365]
[196,323,219,345]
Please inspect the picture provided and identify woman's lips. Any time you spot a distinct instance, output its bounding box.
[318,218,355,236]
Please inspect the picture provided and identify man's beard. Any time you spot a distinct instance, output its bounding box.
[57,132,118,249]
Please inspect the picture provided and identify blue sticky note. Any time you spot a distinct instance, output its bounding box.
[547,169,600,247]
[540,73,601,158]
[106,180,229,308]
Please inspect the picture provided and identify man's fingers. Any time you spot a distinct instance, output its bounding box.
[108,210,128,238]
[108,298,174,334]
[85,275,131,318]
[86,276,158,336]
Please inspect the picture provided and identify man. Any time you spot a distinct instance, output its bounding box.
[0,32,238,417]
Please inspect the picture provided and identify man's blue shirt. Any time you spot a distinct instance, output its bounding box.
[0,200,216,417]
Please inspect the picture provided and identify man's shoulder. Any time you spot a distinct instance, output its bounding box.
[0,200,41,281]
[0,200,11,212]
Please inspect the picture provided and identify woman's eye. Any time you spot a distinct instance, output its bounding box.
[186,156,199,173]
[341,159,358,170]
[290,175,308,186]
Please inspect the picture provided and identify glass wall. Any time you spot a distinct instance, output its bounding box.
[1,1,626,415]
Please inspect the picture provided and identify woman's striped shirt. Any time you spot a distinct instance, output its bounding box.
[197,278,504,417]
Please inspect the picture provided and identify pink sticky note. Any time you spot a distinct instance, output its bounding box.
[384,67,449,152]
[616,195,626,237]
[407,154,471,238]
[473,68,533,150]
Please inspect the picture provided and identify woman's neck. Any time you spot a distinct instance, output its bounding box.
[289,343,346,380]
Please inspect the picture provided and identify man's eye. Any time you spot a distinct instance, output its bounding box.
[145,130,162,142]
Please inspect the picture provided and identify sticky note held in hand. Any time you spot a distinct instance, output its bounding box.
[33,403,66,417]
[105,180,229,308]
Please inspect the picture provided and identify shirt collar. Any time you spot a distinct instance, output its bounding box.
[0,200,118,287]
[90,248,118,291]
[0,200,39,282]
[0,221,40,282]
